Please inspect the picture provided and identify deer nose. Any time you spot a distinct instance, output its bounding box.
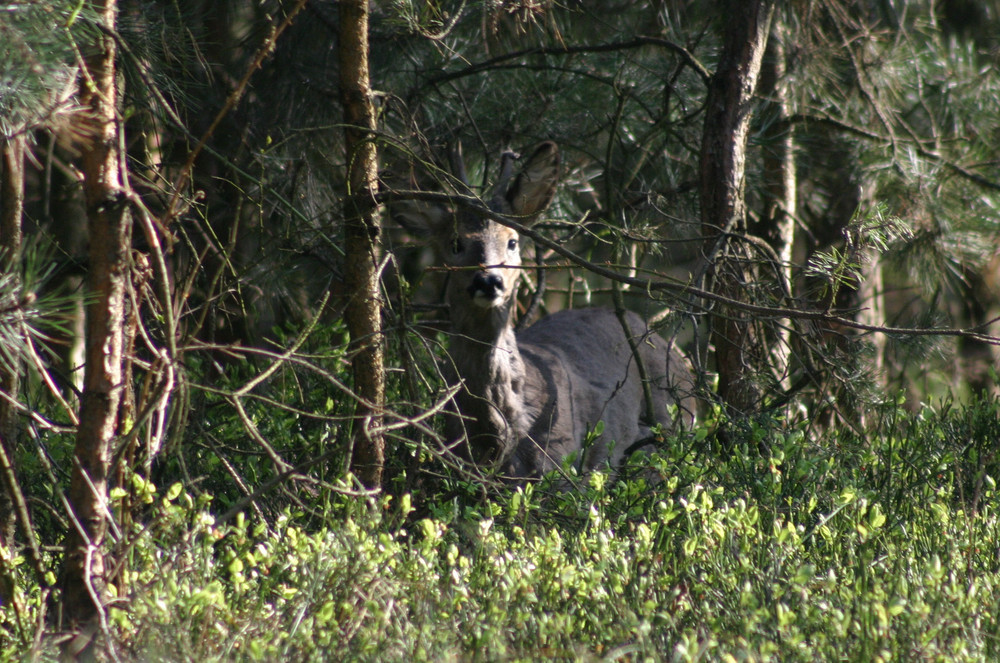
[468,271,504,300]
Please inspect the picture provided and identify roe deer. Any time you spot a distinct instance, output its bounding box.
[393,142,695,479]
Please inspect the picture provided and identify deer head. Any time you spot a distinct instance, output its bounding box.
[392,142,560,340]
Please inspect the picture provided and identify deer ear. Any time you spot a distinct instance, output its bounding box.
[506,142,560,219]
[390,198,452,238]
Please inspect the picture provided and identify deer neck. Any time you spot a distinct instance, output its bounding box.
[448,302,529,452]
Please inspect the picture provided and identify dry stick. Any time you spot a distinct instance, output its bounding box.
[389,255,428,403]
[164,0,310,222]
[106,16,322,267]
[234,291,331,398]
[426,36,711,87]
[82,545,121,663]
[605,93,658,425]
[188,340,383,414]
[216,448,370,527]
[107,15,263,336]
[0,435,47,583]
[228,396,293,474]
[0,435,45,646]
[125,190,177,360]
[22,329,80,427]
[25,423,77,525]
[516,242,548,331]
[611,274,657,425]
[29,591,49,661]
[215,291,342,503]
[215,386,458,526]
[199,386,348,425]
[71,455,122,544]
[63,456,123,657]
[111,302,174,472]
[202,435,268,524]
[185,197,242,340]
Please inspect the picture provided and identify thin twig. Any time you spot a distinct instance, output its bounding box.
[234,291,331,397]
[202,434,268,524]
[425,36,711,87]
[227,396,293,473]
[516,242,547,331]
[164,0,310,221]
[22,327,79,426]
[0,433,49,593]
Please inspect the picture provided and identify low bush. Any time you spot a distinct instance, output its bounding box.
[5,397,999,661]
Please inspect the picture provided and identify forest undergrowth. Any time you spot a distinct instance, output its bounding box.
[3,325,999,662]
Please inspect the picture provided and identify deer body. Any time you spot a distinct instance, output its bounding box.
[395,143,694,478]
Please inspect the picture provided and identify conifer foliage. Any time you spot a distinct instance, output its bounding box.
[0,1,999,656]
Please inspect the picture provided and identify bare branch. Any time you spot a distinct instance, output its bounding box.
[164,0,310,222]
[425,37,712,87]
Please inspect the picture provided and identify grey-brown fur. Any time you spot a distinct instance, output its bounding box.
[393,142,695,479]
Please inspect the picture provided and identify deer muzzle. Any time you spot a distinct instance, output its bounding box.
[467,271,505,307]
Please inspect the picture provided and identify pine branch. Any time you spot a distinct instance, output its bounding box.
[787,113,1000,193]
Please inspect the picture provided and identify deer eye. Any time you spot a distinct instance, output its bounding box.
[451,237,464,255]
[507,238,518,252]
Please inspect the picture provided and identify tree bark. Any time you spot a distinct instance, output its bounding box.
[756,25,795,283]
[339,0,385,489]
[700,0,775,417]
[58,0,132,648]
[0,135,25,561]
[755,23,796,389]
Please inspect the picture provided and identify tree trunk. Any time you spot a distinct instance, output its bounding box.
[0,135,25,558]
[700,0,775,418]
[339,0,385,489]
[756,25,795,268]
[58,0,132,649]
[755,23,796,389]
[957,254,1000,397]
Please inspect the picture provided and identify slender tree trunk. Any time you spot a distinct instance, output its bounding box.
[755,24,796,388]
[757,27,795,285]
[0,135,25,556]
[857,250,884,376]
[339,0,385,489]
[58,0,132,649]
[700,0,775,417]
[0,139,49,615]
[957,255,1000,397]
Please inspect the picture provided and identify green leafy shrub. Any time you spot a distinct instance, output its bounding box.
[6,382,1000,661]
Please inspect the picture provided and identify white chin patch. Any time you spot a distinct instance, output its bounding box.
[471,292,501,308]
